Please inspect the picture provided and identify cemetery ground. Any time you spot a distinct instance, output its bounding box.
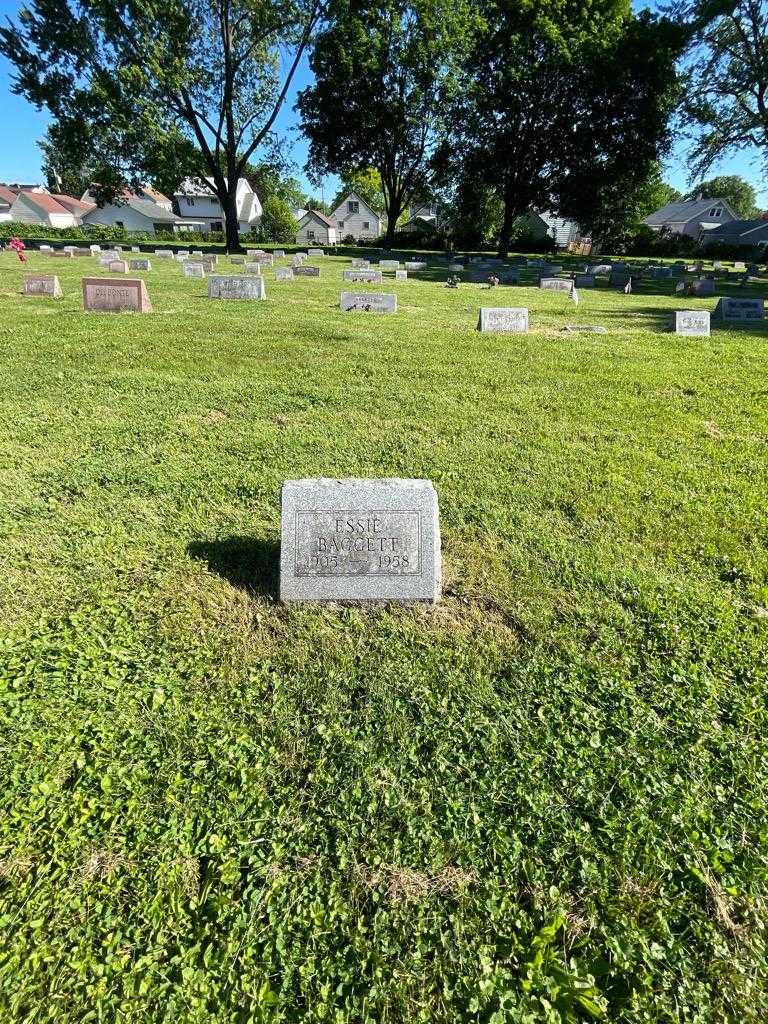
[1,250,767,1023]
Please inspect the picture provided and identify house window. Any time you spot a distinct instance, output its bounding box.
[188,197,195,206]
[347,201,359,214]
[363,221,370,229]
[709,207,722,217]
[211,221,222,231]
[307,229,315,240]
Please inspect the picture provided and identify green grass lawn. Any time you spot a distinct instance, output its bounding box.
[1,251,767,1023]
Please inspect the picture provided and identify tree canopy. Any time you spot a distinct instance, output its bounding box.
[680,0,768,180]
[442,0,686,254]
[684,175,760,218]
[0,0,322,247]
[298,0,472,246]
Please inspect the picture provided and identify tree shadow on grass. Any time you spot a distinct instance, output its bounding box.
[187,536,280,600]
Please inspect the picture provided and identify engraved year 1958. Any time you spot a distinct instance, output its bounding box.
[294,510,421,576]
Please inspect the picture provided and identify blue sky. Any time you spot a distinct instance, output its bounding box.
[0,0,764,205]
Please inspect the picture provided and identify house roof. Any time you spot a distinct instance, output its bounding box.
[538,210,579,231]
[176,176,253,198]
[0,182,43,193]
[141,186,171,205]
[402,215,438,231]
[81,191,179,223]
[301,209,337,228]
[0,185,15,207]
[126,196,178,221]
[704,218,768,238]
[643,197,732,227]
[15,190,72,215]
[176,177,220,197]
[50,193,96,215]
[333,190,381,218]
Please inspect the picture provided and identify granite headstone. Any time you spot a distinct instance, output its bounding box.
[280,478,441,604]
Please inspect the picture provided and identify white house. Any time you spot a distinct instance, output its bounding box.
[642,197,737,239]
[49,193,96,222]
[174,177,262,233]
[9,189,81,228]
[295,210,338,246]
[81,189,196,234]
[331,191,382,240]
[518,210,581,246]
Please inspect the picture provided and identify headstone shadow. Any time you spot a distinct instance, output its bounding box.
[187,535,279,599]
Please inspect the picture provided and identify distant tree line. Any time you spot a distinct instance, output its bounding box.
[0,0,764,250]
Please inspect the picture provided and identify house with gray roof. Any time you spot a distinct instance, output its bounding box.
[701,218,768,250]
[642,197,737,239]
[295,209,338,246]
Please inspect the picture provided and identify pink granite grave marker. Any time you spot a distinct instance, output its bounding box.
[81,277,153,313]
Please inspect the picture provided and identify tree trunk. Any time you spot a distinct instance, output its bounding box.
[383,192,403,249]
[497,195,519,258]
[223,190,240,252]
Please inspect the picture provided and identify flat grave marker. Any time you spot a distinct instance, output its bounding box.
[714,297,764,322]
[82,277,152,313]
[540,277,574,292]
[344,269,383,283]
[671,310,710,336]
[478,307,529,333]
[208,275,266,300]
[295,266,321,277]
[23,274,62,298]
[340,291,397,313]
[280,477,441,604]
[691,278,715,296]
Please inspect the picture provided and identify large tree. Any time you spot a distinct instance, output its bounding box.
[0,0,322,249]
[555,11,687,247]
[298,0,471,248]
[444,1,686,255]
[681,0,768,180]
[684,174,760,218]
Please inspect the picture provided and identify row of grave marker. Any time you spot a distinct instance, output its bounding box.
[19,274,764,327]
